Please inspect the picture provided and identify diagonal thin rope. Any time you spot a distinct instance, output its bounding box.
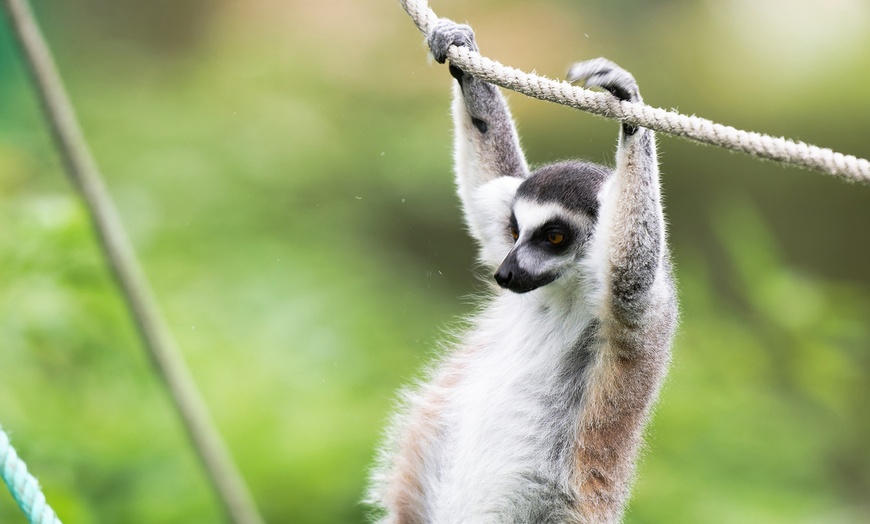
[1,2,264,523]
[398,0,870,185]
[0,428,62,524]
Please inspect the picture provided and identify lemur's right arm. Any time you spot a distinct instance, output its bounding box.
[566,59,670,329]
[427,20,529,265]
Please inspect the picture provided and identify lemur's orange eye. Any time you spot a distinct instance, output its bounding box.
[547,232,564,245]
[510,227,519,240]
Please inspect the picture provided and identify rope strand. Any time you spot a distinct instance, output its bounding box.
[398,0,870,184]
[0,428,62,524]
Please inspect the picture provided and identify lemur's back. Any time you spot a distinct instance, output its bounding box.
[369,18,677,524]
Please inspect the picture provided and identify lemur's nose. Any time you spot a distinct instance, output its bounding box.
[494,268,513,287]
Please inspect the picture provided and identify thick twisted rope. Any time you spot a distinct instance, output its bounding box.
[0,428,62,524]
[399,0,870,185]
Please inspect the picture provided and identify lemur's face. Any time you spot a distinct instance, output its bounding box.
[494,162,608,294]
[494,200,595,293]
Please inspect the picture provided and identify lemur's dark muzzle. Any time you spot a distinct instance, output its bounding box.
[494,251,557,294]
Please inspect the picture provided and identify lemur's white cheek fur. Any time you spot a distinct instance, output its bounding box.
[469,176,522,267]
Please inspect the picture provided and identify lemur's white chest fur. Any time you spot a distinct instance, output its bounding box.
[431,289,597,521]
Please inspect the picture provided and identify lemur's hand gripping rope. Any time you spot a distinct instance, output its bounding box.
[398,0,870,185]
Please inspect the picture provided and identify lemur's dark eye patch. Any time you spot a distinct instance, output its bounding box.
[526,219,574,251]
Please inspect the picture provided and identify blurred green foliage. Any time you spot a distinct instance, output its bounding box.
[0,0,868,522]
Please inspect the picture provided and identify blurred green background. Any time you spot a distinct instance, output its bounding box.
[1,0,869,522]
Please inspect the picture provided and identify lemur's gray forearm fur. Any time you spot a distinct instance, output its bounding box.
[453,75,528,181]
[605,127,665,327]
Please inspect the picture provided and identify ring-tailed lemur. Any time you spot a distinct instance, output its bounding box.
[368,18,678,524]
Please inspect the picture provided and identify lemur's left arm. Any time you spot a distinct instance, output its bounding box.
[371,23,530,523]
[428,20,529,265]
[569,60,667,329]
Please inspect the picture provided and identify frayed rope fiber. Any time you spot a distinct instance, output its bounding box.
[398,0,870,185]
[0,428,62,524]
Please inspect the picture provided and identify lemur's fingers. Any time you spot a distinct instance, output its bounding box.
[566,58,641,103]
[427,19,478,81]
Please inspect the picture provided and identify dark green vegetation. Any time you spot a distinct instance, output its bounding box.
[1,1,868,522]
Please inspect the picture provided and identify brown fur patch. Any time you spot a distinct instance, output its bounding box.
[572,323,669,522]
[382,347,480,522]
